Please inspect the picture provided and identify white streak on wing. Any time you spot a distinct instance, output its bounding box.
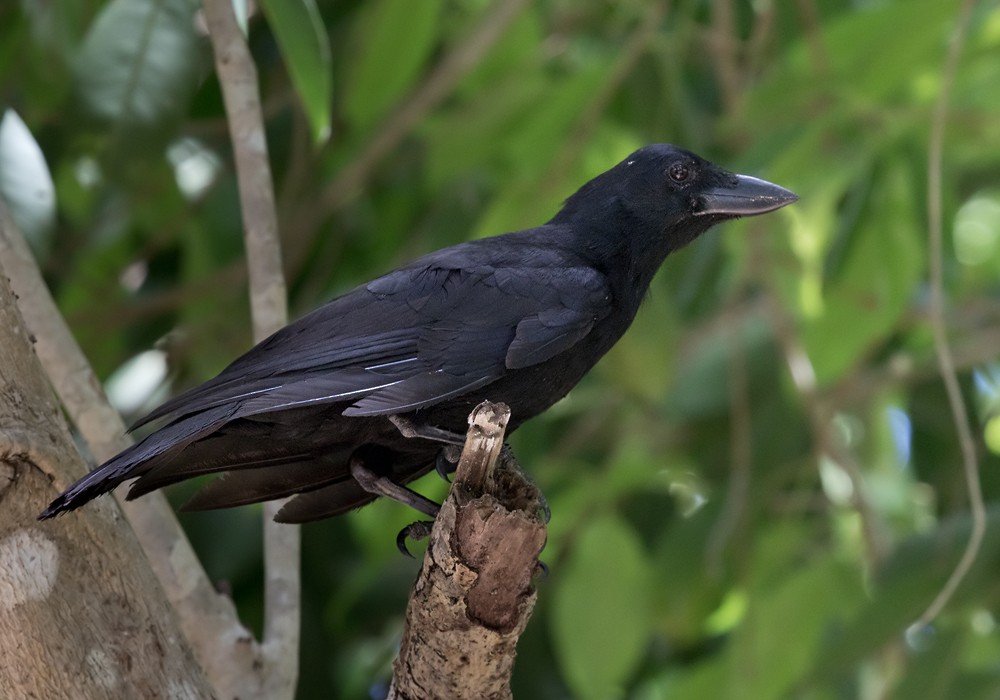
[342,373,495,416]
[242,377,406,414]
[364,357,419,372]
[218,386,283,402]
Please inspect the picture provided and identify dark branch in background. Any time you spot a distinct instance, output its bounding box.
[281,0,530,276]
[388,402,547,700]
[744,1,776,83]
[708,0,741,115]
[917,0,982,628]
[793,0,829,76]
[545,0,669,191]
[0,200,253,690]
[202,0,299,698]
[317,0,529,213]
[764,292,889,569]
[706,312,753,577]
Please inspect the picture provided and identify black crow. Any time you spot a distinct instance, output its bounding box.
[40,144,796,523]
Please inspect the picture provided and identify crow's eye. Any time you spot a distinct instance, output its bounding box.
[668,162,691,183]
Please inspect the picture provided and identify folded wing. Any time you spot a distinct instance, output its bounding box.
[40,240,613,519]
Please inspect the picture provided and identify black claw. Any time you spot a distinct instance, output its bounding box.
[536,560,550,578]
[396,520,435,557]
[434,450,457,483]
[396,529,415,558]
[537,492,551,524]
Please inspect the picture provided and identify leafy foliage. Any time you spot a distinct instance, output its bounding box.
[3,0,1000,697]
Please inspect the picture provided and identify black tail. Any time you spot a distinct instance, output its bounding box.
[38,404,238,519]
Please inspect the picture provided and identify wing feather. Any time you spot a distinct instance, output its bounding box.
[342,371,496,416]
[134,247,612,429]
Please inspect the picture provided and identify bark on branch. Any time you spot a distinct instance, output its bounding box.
[0,191,264,697]
[388,402,547,700]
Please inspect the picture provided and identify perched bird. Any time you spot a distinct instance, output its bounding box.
[40,145,796,524]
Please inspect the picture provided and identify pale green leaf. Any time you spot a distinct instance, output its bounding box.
[343,0,443,128]
[75,0,205,127]
[730,553,863,700]
[550,513,653,700]
[260,0,333,143]
[0,109,55,257]
[802,161,924,384]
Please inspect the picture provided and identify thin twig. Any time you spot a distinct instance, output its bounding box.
[203,0,299,697]
[709,0,742,115]
[319,0,528,212]
[828,324,1000,411]
[67,260,248,329]
[917,0,981,628]
[793,0,828,76]
[765,294,888,567]
[745,0,776,80]
[545,0,669,190]
[706,320,753,578]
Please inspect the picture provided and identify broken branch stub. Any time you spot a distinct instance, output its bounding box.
[388,401,547,700]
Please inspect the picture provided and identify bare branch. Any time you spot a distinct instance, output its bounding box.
[546,0,669,188]
[709,0,742,115]
[793,0,828,76]
[388,402,546,700]
[765,294,889,568]
[202,0,299,696]
[706,323,753,577]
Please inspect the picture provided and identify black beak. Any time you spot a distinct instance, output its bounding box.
[694,174,798,217]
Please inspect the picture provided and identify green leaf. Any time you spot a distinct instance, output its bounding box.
[467,62,615,238]
[420,70,550,188]
[664,311,774,419]
[801,160,924,385]
[814,507,1000,682]
[731,552,863,700]
[75,0,205,127]
[747,0,954,122]
[259,0,332,144]
[343,0,443,129]
[550,513,653,700]
[888,626,965,700]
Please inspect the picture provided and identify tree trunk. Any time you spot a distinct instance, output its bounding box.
[0,266,214,699]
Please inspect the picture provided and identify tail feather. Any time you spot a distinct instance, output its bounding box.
[180,453,352,511]
[38,404,237,519]
[274,480,377,523]
[274,460,435,523]
[124,442,317,500]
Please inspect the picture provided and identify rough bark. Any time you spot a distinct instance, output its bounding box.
[0,266,214,699]
[388,402,547,700]
[0,183,259,700]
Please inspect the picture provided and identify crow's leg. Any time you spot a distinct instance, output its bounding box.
[349,456,440,518]
[389,415,465,446]
[389,415,462,481]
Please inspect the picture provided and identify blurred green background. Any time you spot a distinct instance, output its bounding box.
[3,0,1000,698]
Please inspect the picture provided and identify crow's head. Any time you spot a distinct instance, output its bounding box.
[550,144,797,307]
[554,144,797,268]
